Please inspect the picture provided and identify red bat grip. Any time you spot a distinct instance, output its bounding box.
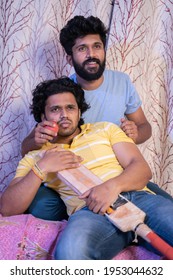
[146,231,173,260]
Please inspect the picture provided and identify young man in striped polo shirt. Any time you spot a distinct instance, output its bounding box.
[1,77,173,259]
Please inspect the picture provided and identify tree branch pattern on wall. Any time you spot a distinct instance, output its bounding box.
[0,0,173,196]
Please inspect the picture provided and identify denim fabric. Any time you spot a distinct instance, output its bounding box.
[26,182,173,221]
[26,184,68,221]
[146,181,173,202]
[54,191,173,259]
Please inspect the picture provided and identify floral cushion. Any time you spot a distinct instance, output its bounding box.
[113,245,162,260]
[0,214,162,260]
[0,214,67,260]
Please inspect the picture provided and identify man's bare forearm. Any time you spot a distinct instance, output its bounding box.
[21,129,40,156]
[136,122,152,144]
[111,159,152,194]
[0,171,42,216]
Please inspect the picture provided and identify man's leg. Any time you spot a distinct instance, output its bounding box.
[54,207,133,260]
[26,184,68,221]
[127,191,173,253]
[146,181,173,202]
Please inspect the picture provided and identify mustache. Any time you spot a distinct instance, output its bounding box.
[57,117,71,124]
[83,58,101,66]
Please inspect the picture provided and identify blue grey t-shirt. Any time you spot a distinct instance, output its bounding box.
[70,69,142,126]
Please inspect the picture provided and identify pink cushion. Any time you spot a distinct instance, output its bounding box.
[0,214,67,260]
[0,214,162,260]
[113,245,162,260]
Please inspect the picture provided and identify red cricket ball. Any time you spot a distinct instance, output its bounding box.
[45,121,59,133]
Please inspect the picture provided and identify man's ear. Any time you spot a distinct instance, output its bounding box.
[67,55,73,66]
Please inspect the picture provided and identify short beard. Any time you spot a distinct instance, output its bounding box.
[72,57,106,81]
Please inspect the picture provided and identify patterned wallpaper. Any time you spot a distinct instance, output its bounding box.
[0,0,173,196]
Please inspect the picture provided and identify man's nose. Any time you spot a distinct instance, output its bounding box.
[60,109,67,118]
[86,47,95,58]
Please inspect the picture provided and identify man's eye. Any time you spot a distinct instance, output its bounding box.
[67,106,75,110]
[94,44,103,49]
[78,46,87,52]
[51,107,59,112]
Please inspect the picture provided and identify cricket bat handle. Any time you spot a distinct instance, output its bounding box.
[136,223,173,260]
[146,231,173,260]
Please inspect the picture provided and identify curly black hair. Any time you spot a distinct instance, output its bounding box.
[30,76,90,126]
[60,15,108,55]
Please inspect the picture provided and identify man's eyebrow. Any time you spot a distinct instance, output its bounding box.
[49,105,60,109]
[49,104,77,109]
[65,102,77,106]
[75,43,86,48]
[76,41,102,47]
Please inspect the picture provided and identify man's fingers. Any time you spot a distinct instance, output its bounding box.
[79,189,91,199]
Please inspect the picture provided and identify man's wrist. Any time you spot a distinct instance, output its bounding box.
[31,162,47,181]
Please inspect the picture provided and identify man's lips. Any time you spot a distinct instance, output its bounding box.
[86,61,98,65]
[84,58,100,66]
[58,121,71,128]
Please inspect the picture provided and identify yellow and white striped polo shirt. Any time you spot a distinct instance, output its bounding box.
[14,122,148,215]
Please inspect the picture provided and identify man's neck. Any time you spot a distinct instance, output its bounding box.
[76,75,104,91]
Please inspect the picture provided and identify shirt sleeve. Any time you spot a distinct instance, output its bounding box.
[124,74,142,114]
[14,152,39,179]
[103,122,135,146]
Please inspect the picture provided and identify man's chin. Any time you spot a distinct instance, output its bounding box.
[82,66,105,81]
[82,73,102,81]
[85,66,99,72]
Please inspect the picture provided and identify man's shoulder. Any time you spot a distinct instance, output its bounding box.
[70,70,130,80]
[104,69,130,80]
[85,121,119,132]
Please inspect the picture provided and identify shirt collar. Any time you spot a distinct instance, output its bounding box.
[42,123,91,149]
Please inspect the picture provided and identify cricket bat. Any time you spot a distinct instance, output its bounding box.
[58,164,173,260]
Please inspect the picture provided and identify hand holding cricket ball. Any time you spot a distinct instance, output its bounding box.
[44,121,59,134]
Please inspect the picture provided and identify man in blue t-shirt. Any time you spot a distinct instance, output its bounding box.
[71,70,142,127]
[22,16,173,221]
